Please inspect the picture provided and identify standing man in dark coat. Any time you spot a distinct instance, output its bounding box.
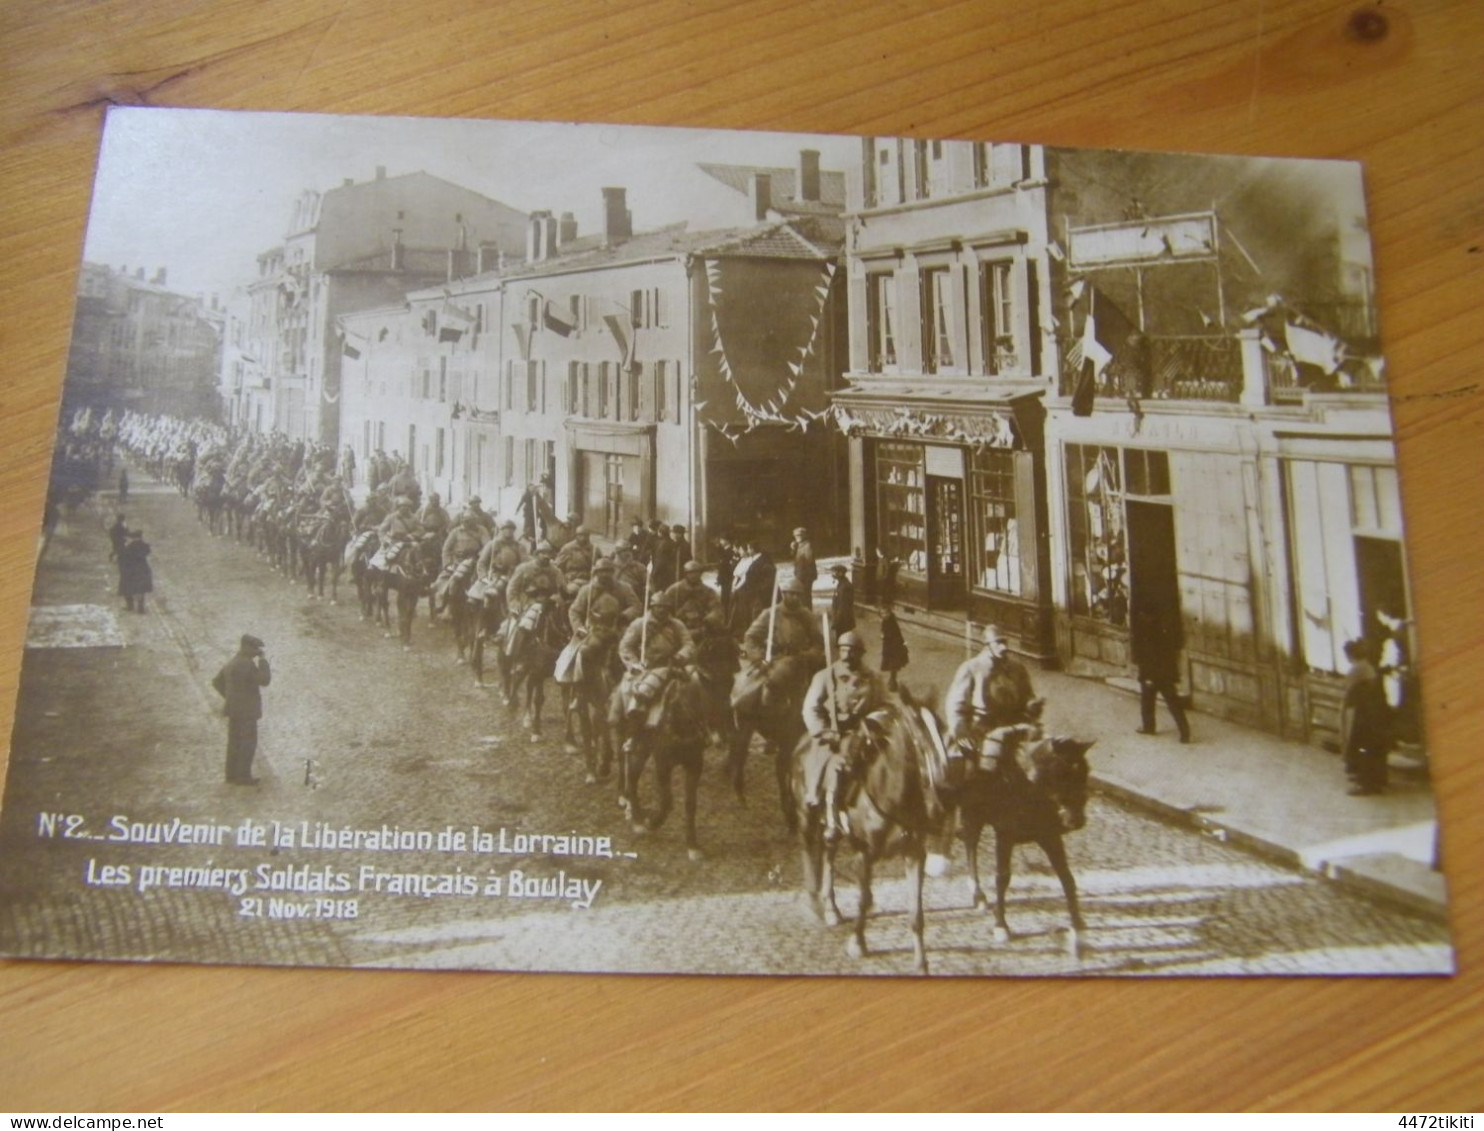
[792,526,817,598]
[117,530,153,613]
[213,634,272,786]
[108,514,129,562]
[1131,601,1191,743]
[1341,638,1392,795]
[649,521,678,593]
[715,535,739,620]
[670,524,693,574]
[627,516,653,565]
[828,562,856,636]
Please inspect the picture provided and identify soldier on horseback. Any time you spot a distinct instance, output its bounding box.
[943,623,1044,776]
[434,509,485,613]
[566,557,640,675]
[504,541,564,655]
[614,544,647,594]
[799,631,888,841]
[740,577,825,708]
[353,488,391,534]
[476,519,526,590]
[666,560,733,705]
[555,526,597,597]
[420,491,451,545]
[460,495,496,544]
[614,591,696,740]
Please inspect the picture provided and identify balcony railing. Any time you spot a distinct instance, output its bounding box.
[1062,329,1384,407]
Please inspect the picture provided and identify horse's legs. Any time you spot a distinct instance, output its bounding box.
[621,738,650,833]
[680,747,702,861]
[847,853,874,959]
[820,834,842,927]
[773,735,799,835]
[647,750,674,833]
[525,678,544,739]
[962,817,989,911]
[398,589,415,647]
[1039,834,1084,958]
[471,630,486,686]
[726,721,753,801]
[905,851,928,975]
[992,832,1015,943]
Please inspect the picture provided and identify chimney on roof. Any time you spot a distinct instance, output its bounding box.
[527,211,558,262]
[477,241,500,274]
[602,187,632,246]
[153,267,167,286]
[558,212,578,248]
[750,172,772,221]
[135,267,145,280]
[375,166,387,180]
[798,149,821,203]
[343,178,354,188]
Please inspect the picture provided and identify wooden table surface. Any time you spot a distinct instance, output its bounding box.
[0,0,1479,1112]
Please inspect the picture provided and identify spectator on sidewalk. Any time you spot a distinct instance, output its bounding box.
[117,529,153,613]
[1341,637,1392,796]
[1131,599,1191,744]
[829,562,856,636]
[880,604,908,692]
[108,513,129,561]
[792,526,817,598]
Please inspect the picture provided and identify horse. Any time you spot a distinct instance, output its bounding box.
[559,633,619,785]
[497,595,569,737]
[793,689,952,975]
[615,669,710,860]
[955,725,1095,958]
[374,534,440,648]
[435,556,480,665]
[193,467,226,534]
[299,511,349,602]
[728,659,812,833]
[468,574,510,687]
[345,529,381,621]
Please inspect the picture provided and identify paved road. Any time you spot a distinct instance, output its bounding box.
[0,468,1452,977]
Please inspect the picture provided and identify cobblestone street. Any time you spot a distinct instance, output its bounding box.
[0,470,1452,977]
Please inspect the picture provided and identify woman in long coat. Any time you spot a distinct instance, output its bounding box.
[118,530,153,613]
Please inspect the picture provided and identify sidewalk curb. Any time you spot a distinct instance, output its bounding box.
[1089,770,1450,925]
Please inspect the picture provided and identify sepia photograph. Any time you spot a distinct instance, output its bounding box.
[0,106,1453,979]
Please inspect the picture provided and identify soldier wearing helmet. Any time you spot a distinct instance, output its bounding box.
[615,589,697,734]
[740,575,824,706]
[555,525,597,594]
[943,623,1043,774]
[799,630,887,838]
[569,556,641,667]
[503,541,564,654]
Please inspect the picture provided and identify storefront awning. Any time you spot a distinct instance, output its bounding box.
[830,379,1046,450]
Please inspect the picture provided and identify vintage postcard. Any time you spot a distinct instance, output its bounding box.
[0,107,1452,976]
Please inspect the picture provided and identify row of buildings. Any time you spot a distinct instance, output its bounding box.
[81,135,1404,750]
[67,263,224,420]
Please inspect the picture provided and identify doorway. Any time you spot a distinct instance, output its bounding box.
[926,475,965,609]
[1126,499,1180,664]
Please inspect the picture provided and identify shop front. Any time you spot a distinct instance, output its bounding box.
[834,383,1056,664]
